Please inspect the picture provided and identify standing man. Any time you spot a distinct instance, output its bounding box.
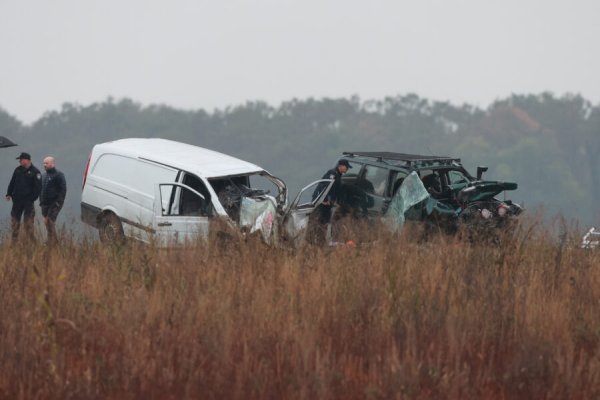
[5,152,42,242]
[309,159,352,244]
[40,156,67,244]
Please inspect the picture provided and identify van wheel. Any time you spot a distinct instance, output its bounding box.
[99,213,125,244]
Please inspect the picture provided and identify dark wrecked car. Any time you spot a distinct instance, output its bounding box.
[335,151,523,236]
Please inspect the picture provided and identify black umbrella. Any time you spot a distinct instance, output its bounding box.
[0,136,17,148]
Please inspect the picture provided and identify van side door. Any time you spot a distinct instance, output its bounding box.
[153,183,210,245]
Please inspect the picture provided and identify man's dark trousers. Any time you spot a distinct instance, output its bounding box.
[41,204,62,244]
[11,200,35,241]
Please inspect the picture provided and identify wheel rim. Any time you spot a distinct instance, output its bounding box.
[107,224,116,239]
[102,217,122,242]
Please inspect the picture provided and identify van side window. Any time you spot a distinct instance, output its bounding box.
[159,184,210,217]
[182,174,211,201]
[182,174,212,216]
[179,187,207,217]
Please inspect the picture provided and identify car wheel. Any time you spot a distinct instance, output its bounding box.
[99,213,125,244]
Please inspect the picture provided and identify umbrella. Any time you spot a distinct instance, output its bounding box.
[0,136,17,148]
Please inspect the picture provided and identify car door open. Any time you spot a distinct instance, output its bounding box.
[282,179,334,245]
[154,183,211,245]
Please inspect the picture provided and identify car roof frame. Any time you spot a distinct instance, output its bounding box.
[343,151,460,165]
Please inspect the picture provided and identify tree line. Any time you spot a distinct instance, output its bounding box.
[1,93,598,226]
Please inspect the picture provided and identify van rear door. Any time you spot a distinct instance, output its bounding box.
[153,183,211,245]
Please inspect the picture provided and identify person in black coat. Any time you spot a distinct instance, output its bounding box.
[308,159,352,244]
[40,156,67,244]
[5,152,42,242]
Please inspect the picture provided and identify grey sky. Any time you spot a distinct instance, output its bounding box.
[1,0,599,123]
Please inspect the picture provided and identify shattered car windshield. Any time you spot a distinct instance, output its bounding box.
[208,172,284,244]
[208,173,283,221]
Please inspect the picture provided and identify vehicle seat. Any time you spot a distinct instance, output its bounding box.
[422,174,442,197]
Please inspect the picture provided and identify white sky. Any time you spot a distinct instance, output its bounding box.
[1,0,599,124]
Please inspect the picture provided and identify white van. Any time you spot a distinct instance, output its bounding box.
[81,138,333,245]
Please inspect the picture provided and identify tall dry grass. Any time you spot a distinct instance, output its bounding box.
[0,219,599,399]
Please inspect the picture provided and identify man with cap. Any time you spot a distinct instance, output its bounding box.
[5,152,42,242]
[40,156,67,244]
[308,159,352,244]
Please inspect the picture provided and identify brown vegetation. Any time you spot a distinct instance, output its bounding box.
[1,221,599,399]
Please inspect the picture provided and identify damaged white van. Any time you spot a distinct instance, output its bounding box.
[81,138,332,245]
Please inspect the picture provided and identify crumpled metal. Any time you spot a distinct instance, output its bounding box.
[239,196,277,242]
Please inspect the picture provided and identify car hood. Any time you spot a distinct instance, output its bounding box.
[457,181,518,203]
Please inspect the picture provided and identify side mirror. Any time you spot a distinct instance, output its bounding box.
[476,166,488,180]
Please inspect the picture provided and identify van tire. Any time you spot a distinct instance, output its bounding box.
[99,213,125,244]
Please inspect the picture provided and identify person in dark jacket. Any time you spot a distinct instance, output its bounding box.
[308,159,352,244]
[5,152,42,242]
[40,156,67,244]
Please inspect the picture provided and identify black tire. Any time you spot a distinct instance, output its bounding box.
[99,213,125,244]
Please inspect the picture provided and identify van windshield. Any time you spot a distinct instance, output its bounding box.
[208,172,286,222]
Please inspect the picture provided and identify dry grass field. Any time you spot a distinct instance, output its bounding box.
[1,219,599,399]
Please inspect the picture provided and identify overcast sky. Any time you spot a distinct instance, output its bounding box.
[1,0,598,124]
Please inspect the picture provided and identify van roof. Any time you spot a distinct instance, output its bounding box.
[97,138,264,177]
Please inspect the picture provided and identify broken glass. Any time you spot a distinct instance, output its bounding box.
[384,171,430,231]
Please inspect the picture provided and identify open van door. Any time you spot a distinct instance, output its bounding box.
[153,183,211,245]
[282,179,334,246]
